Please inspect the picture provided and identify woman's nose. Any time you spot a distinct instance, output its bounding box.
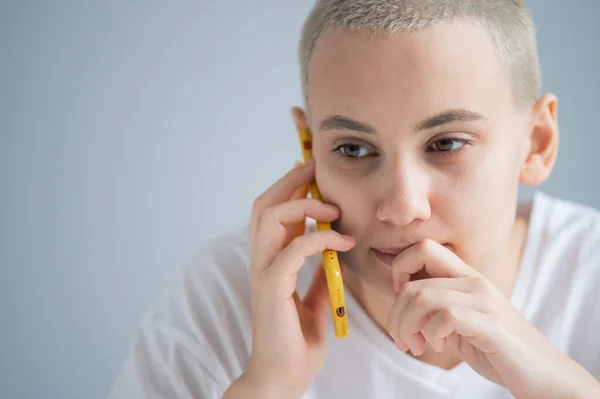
[375,166,431,226]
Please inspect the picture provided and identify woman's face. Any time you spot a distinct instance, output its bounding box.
[306,21,532,296]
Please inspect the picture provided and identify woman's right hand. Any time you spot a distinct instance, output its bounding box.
[230,155,356,398]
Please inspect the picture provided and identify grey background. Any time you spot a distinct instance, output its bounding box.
[1,1,598,398]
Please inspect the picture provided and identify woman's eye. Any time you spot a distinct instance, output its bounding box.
[337,144,372,158]
[332,138,470,163]
[429,138,469,152]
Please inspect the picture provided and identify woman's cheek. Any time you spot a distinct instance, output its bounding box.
[319,175,370,235]
[317,169,356,206]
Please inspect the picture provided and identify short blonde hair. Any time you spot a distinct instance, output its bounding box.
[298,0,541,115]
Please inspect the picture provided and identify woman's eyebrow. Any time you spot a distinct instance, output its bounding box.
[415,109,486,131]
[318,108,485,135]
[319,115,377,134]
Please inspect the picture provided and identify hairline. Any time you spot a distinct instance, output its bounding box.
[300,12,540,122]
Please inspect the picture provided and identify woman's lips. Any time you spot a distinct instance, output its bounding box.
[372,248,401,266]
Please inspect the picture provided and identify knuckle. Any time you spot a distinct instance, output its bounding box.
[446,306,461,322]
[260,205,277,222]
[420,239,434,251]
[469,275,494,298]
[287,234,307,252]
[470,275,488,289]
[398,281,416,297]
[318,229,335,243]
[481,277,494,293]
[320,231,334,248]
[415,289,432,305]
[479,289,493,310]
[288,165,308,182]
[252,195,265,214]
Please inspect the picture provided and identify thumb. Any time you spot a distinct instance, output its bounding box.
[303,262,330,320]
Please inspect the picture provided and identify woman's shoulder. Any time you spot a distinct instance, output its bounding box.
[139,223,255,382]
[136,220,321,377]
[535,192,600,259]
[537,193,600,377]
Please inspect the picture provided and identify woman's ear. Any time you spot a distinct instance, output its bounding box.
[519,93,559,186]
[291,106,308,130]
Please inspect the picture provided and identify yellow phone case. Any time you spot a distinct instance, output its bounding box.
[297,127,349,339]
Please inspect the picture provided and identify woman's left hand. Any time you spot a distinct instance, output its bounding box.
[387,239,600,399]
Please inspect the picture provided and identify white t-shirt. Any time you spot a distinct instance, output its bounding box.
[108,191,600,398]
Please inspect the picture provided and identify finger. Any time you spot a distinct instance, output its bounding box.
[291,106,308,130]
[258,159,314,208]
[291,162,310,201]
[427,306,502,355]
[387,300,425,355]
[396,289,483,354]
[394,338,410,352]
[422,309,457,353]
[284,182,310,247]
[389,279,480,340]
[391,239,480,292]
[401,288,487,335]
[250,159,316,245]
[398,276,484,294]
[423,331,446,353]
[253,198,341,268]
[264,230,355,299]
[388,290,428,355]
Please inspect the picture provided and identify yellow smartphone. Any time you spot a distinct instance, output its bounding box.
[297,126,349,339]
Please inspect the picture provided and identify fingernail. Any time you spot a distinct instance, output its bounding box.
[394,339,408,352]
[293,161,304,168]
[341,235,355,243]
[407,343,418,356]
